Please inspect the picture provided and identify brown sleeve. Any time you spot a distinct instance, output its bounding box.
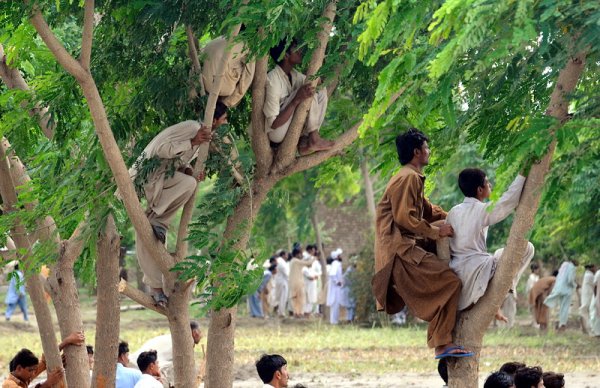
[390,174,440,240]
[34,355,47,380]
[423,198,447,222]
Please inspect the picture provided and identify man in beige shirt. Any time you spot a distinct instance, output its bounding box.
[202,36,255,108]
[130,105,227,306]
[264,39,334,155]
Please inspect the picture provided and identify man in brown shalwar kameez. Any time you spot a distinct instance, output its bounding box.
[130,104,228,307]
[529,275,556,330]
[372,128,473,359]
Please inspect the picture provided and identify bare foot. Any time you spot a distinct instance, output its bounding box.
[495,309,508,323]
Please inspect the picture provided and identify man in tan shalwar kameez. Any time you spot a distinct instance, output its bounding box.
[202,36,255,108]
[130,105,228,306]
[529,275,556,330]
[372,128,473,359]
[288,248,314,318]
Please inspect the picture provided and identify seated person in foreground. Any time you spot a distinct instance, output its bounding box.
[134,351,163,388]
[264,38,334,155]
[447,169,534,320]
[255,354,289,388]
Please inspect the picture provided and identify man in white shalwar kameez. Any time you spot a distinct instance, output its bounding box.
[326,248,344,325]
[303,245,322,315]
[544,259,578,329]
[589,269,600,336]
[202,37,255,108]
[274,252,290,317]
[129,106,227,306]
[447,169,534,321]
[264,39,334,155]
[579,264,596,333]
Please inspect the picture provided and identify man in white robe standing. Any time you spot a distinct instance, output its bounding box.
[274,251,290,317]
[579,264,596,333]
[544,259,578,330]
[589,269,600,336]
[447,169,534,322]
[303,244,322,316]
[326,248,344,325]
[130,104,228,306]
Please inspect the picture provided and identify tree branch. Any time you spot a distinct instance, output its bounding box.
[0,44,54,139]
[29,4,87,81]
[186,25,205,97]
[272,1,337,172]
[250,56,272,178]
[61,220,87,266]
[278,90,402,177]
[118,279,167,316]
[80,0,94,71]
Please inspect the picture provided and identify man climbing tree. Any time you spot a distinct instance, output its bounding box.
[129,105,228,306]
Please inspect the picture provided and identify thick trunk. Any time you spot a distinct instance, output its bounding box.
[205,181,273,388]
[448,51,587,387]
[0,141,65,387]
[167,286,197,387]
[92,214,120,388]
[47,257,90,388]
[204,308,237,388]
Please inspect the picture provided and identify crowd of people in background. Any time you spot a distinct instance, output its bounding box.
[247,243,356,325]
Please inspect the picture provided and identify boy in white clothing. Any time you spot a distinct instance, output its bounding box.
[447,168,534,320]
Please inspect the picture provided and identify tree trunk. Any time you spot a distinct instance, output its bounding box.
[0,140,65,387]
[47,254,90,388]
[92,214,120,388]
[166,285,197,388]
[447,50,587,387]
[359,158,376,227]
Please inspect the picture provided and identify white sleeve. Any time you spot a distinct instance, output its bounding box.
[484,175,526,226]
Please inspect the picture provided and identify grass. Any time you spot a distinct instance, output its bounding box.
[0,291,598,378]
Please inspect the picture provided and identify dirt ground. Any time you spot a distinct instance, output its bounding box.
[231,371,598,388]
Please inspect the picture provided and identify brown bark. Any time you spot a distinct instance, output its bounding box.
[273,1,337,172]
[80,0,94,71]
[448,51,588,387]
[205,308,237,388]
[166,284,197,387]
[359,158,376,226]
[92,214,120,388]
[0,140,66,387]
[46,224,90,388]
[186,25,205,97]
[250,56,272,178]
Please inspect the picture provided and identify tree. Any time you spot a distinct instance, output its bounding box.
[355,0,598,386]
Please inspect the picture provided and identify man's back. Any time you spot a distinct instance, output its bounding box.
[130,334,172,367]
[116,363,142,388]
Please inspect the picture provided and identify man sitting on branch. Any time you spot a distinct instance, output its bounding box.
[263,38,334,155]
[129,104,228,307]
[372,128,473,360]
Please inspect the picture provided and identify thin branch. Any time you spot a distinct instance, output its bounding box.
[186,25,205,97]
[250,56,272,178]
[279,90,402,177]
[61,220,87,266]
[29,4,87,81]
[118,279,167,316]
[272,1,337,172]
[80,0,94,71]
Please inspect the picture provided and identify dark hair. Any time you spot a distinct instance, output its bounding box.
[542,371,565,388]
[326,257,333,265]
[514,366,543,388]
[552,269,559,277]
[256,354,287,383]
[292,248,302,258]
[437,358,448,384]
[279,251,287,258]
[499,361,526,377]
[530,263,539,271]
[484,371,515,388]
[190,320,200,331]
[269,38,298,64]
[268,264,277,273]
[118,341,130,357]
[395,128,429,165]
[86,345,94,355]
[137,350,158,373]
[9,349,38,372]
[458,168,487,198]
[584,264,595,270]
[14,263,19,270]
[214,101,228,121]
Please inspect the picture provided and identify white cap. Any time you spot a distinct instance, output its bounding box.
[331,248,343,259]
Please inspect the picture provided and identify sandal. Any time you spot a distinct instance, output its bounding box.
[152,292,168,308]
